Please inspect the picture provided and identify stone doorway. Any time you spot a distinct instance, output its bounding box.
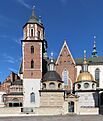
[68,101,74,112]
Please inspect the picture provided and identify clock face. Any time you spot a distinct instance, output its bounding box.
[84,83,89,88]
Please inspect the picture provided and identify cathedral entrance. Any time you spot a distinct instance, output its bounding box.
[68,101,74,113]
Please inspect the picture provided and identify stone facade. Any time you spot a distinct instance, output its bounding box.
[40,91,64,107]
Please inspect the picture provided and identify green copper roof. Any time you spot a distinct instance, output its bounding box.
[75,56,103,65]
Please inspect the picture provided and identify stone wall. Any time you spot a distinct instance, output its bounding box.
[40,91,64,107]
[0,107,21,114]
[79,108,99,115]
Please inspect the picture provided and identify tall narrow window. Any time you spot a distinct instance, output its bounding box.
[62,69,68,85]
[95,68,100,87]
[31,60,34,69]
[30,92,35,103]
[31,29,34,37]
[38,31,40,39]
[31,46,34,54]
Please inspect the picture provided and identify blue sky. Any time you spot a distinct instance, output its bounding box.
[0,0,103,82]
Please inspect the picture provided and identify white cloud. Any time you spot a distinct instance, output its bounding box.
[3,53,15,64]
[17,0,31,9]
[0,14,15,24]
[3,53,21,64]
[8,68,18,73]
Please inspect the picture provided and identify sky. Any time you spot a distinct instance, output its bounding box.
[0,0,103,82]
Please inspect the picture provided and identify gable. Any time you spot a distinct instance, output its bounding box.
[56,40,75,65]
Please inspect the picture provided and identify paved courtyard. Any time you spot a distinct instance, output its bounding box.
[0,115,103,121]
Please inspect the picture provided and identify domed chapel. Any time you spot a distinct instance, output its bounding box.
[0,7,103,115]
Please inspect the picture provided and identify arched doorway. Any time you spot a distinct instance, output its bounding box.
[9,98,22,107]
[68,101,74,113]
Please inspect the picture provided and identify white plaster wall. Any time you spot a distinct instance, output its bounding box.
[23,79,41,108]
[88,65,103,88]
[76,66,82,78]
[76,92,98,108]
[0,92,6,107]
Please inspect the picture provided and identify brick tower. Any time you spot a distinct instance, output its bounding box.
[22,7,45,108]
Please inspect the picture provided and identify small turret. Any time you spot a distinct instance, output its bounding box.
[49,52,55,71]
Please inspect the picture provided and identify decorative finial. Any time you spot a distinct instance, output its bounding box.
[33,5,35,9]
[84,50,86,60]
[39,16,42,23]
[50,52,54,62]
[92,35,97,57]
[94,35,96,39]
[32,5,35,16]
[82,50,88,72]
[83,50,88,64]
[51,52,53,58]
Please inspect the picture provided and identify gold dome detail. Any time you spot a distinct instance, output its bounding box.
[77,72,94,82]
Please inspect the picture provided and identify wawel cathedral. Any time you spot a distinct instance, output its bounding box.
[0,7,103,115]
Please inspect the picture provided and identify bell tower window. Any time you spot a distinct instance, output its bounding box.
[38,31,40,39]
[31,46,34,54]
[31,60,34,68]
[30,28,34,37]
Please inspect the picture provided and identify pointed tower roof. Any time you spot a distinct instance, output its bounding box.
[92,36,97,57]
[28,6,38,23]
[27,6,43,26]
[56,40,75,65]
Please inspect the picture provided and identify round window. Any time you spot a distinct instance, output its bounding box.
[84,83,89,88]
[77,84,81,89]
[92,83,95,88]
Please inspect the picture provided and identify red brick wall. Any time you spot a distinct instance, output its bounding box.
[23,42,42,79]
[56,44,77,90]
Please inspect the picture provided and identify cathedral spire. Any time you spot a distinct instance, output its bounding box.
[92,36,97,57]
[28,6,39,23]
[32,6,35,16]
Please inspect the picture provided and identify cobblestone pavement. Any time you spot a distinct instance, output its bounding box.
[0,115,103,121]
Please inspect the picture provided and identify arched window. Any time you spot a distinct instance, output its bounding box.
[37,31,40,39]
[58,83,62,89]
[31,46,34,54]
[30,28,34,37]
[42,83,46,89]
[62,69,68,85]
[31,60,34,68]
[49,82,55,89]
[30,92,35,103]
[95,68,100,87]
